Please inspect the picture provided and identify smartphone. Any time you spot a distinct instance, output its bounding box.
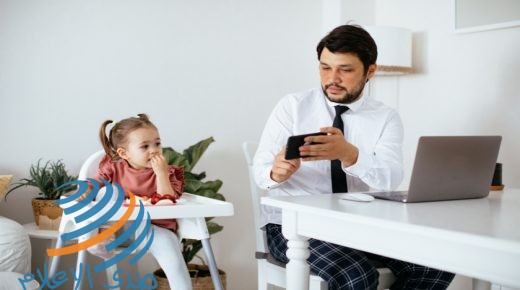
[284,132,327,160]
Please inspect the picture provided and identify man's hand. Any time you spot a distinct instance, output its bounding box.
[270,146,301,183]
[299,127,359,166]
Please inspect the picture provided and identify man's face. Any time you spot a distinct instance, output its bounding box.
[319,47,376,104]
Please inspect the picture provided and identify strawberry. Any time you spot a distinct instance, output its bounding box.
[161,194,177,203]
[129,193,177,205]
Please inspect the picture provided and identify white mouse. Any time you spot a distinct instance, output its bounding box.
[340,193,375,202]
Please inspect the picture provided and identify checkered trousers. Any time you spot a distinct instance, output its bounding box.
[266,224,454,290]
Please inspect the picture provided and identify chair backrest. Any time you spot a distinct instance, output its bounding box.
[242,141,269,253]
[79,150,105,180]
[77,150,122,203]
[57,150,106,236]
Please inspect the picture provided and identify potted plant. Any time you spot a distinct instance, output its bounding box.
[154,137,227,290]
[5,159,77,230]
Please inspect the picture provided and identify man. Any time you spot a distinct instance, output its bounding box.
[253,25,454,290]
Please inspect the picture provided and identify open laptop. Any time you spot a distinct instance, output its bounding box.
[369,136,501,203]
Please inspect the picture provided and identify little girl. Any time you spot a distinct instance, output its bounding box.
[91,113,192,290]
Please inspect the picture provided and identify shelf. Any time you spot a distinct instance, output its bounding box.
[22,222,59,239]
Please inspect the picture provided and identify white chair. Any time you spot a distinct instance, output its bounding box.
[242,141,395,290]
[49,150,232,290]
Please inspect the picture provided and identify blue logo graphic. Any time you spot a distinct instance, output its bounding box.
[48,178,155,273]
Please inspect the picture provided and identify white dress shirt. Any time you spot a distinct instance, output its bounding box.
[253,87,404,226]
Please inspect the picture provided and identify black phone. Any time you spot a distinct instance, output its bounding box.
[284,132,327,160]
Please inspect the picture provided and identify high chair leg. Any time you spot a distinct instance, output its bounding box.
[105,264,120,290]
[201,238,224,290]
[74,250,87,290]
[48,237,64,279]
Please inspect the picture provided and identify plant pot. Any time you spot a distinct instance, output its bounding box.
[153,264,226,290]
[31,198,62,230]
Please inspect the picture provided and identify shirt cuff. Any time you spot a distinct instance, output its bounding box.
[258,167,285,189]
[344,149,373,178]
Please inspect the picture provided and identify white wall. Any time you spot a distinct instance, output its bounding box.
[1,0,519,289]
[0,0,321,289]
[372,0,520,192]
[348,1,520,289]
[340,1,520,192]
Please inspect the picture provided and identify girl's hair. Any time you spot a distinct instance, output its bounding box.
[99,113,157,160]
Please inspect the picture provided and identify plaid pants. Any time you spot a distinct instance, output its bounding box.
[266,224,454,290]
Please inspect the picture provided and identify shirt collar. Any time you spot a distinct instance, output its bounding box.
[322,89,366,113]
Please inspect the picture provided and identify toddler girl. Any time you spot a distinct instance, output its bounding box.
[90,113,191,290]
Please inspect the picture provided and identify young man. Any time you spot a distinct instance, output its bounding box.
[253,25,454,290]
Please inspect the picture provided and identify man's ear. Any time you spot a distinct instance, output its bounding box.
[367,64,377,81]
[116,148,128,160]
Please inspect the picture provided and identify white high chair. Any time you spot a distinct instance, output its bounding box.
[49,150,234,290]
[242,141,395,290]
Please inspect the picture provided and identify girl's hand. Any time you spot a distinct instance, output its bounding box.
[76,191,89,201]
[150,153,169,177]
[76,186,91,202]
[151,153,176,196]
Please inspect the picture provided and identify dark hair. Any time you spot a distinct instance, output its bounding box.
[316,25,377,73]
[99,113,157,160]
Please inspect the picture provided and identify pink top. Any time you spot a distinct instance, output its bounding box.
[94,154,185,231]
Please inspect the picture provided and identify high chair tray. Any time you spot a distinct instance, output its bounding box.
[64,193,234,221]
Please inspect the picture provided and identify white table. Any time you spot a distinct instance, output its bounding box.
[22,222,59,267]
[22,223,59,240]
[262,189,520,290]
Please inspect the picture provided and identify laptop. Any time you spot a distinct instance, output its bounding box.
[369,136,501,203]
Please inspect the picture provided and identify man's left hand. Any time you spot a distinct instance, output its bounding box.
[299,127,359,166]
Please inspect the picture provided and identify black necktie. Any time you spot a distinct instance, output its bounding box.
[331,105,349,193]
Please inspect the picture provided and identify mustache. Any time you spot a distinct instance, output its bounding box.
[325,83,347,91]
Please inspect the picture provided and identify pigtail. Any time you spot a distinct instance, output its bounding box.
[137,113,150,122]
[99,120,118,160]
[98,114,156,160]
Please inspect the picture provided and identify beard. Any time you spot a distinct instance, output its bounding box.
[322,77,367,104]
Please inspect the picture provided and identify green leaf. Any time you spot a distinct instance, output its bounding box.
[5,159,77,200]
[162,147,190,168]
[163,137,226,265]
[213,193,225,201]
[183,240,203,264]
[198,179,223,192]
[184,171,206,181]
[4,182,30,200]
[206,221,223,235]
[182,137,215,172]
[184,179,202,194]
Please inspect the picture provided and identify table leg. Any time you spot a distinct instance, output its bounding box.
[282,210,311,290]
[201,238,224,290]
[285,236,310,290]
[473,278,492,290]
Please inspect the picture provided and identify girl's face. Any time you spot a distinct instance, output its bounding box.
[117,127,162,169]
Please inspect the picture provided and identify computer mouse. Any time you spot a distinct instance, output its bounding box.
[340,193,375,202]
